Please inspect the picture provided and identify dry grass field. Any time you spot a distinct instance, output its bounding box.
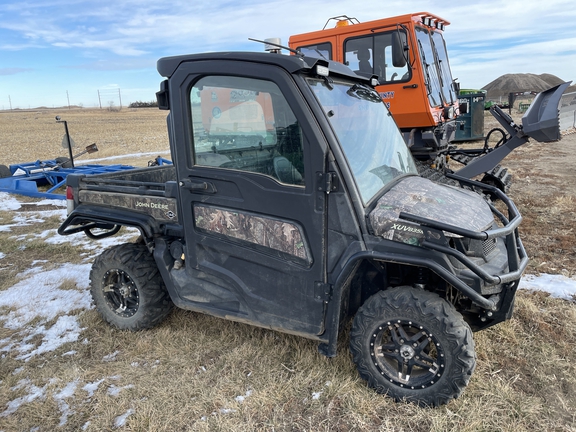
[0,108,170,168]
[0,107,575,431]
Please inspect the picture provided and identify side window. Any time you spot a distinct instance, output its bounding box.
[345,31,410,83]
[190,76,305,186]
[297,42,332,60]
[344,37,373,76]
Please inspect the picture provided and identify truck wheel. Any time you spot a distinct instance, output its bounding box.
[0,165,11,178]
[90,243,173,330]
[350,286,476,406]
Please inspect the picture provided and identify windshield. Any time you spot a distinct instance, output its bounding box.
[307,78,418,204]
[430,31,456,104]
[415,26,444,108]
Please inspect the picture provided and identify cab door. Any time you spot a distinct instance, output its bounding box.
[168,61,329,337]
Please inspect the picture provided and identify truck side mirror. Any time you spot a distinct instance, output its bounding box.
[392,32,407,68]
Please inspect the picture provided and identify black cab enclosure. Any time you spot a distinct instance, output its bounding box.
[59,51,528,406]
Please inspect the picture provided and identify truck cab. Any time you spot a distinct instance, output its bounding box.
[289,13,460,161]
[59,50,527,406]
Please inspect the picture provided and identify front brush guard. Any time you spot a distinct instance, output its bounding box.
[399,175,528,310]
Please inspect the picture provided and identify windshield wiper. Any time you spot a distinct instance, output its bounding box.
[418,38,444,107]
[417,39,432,97]
[430,37,452,105]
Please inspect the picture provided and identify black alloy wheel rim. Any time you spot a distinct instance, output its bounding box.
[102,269,140,317]
[370,319,445,389]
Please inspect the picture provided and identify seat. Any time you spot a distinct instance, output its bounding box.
[357,48,372,74]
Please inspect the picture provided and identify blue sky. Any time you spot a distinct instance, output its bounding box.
[1,0,575,109]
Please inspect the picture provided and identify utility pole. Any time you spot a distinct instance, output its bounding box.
[9,95,12,110]
[98,90,102,109]
[67,90,71,109]
[118,88,123,109]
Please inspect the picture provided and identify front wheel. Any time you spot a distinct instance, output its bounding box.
[90,243,173,330]
[350,287,476,406]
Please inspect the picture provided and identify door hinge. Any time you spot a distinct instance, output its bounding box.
[316,172,339,193]
[314,282,333,303]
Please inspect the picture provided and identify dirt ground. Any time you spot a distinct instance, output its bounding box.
[481,111,576,277]
[1,107,575,277]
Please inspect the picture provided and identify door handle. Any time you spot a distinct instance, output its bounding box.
[179,178,216,193]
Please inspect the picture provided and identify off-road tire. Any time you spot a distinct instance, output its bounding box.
[350,287,476,406]
[0,164,11,178]
[90,243,173,330]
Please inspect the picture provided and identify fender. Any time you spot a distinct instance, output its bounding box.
[319,246,503,358]
[58,204,161,240]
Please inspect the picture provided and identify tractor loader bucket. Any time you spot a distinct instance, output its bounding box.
[522,81,571,142]
[454,81,570,181]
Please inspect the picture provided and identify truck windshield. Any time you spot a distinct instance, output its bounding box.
[430,30,456,104]
[415,27,444,107]
[307,77,418,204]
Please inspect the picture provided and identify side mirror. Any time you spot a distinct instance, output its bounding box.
[391,32,407,68]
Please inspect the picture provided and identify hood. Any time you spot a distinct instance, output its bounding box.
[369,176,494,244]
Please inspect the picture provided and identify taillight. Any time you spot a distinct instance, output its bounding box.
[66,186,74,214]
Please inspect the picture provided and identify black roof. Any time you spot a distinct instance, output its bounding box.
[156,51,367,83]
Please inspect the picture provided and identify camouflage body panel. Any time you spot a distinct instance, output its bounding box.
[194,205,310,263]
[79,190,178,222]
[369,176,493,244]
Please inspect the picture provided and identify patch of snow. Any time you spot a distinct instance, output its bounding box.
[114,408,135,428]
[0,263,91,329]
[2,210,66,233]
[83,379,105,398]
[34,199,66,207]
[0,192,22,211]
[0,252,5,260]
[53,380,79,426]
[82,150,169,164]
[62,350,77,357]
[219,408,236,415]
[41,227,140,261]
[17,315,86,361]
[519,274,576,301]
[0,263,92,361]
[312,391,322,400]
[1,379,48,417]
[235,389,252,403]
[103,351,120,362]
[107,384,134,397]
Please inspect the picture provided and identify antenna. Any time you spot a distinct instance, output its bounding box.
[248,38,301,55]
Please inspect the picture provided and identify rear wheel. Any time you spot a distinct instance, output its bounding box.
[90,243,173,330]
[350,287,476,406]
